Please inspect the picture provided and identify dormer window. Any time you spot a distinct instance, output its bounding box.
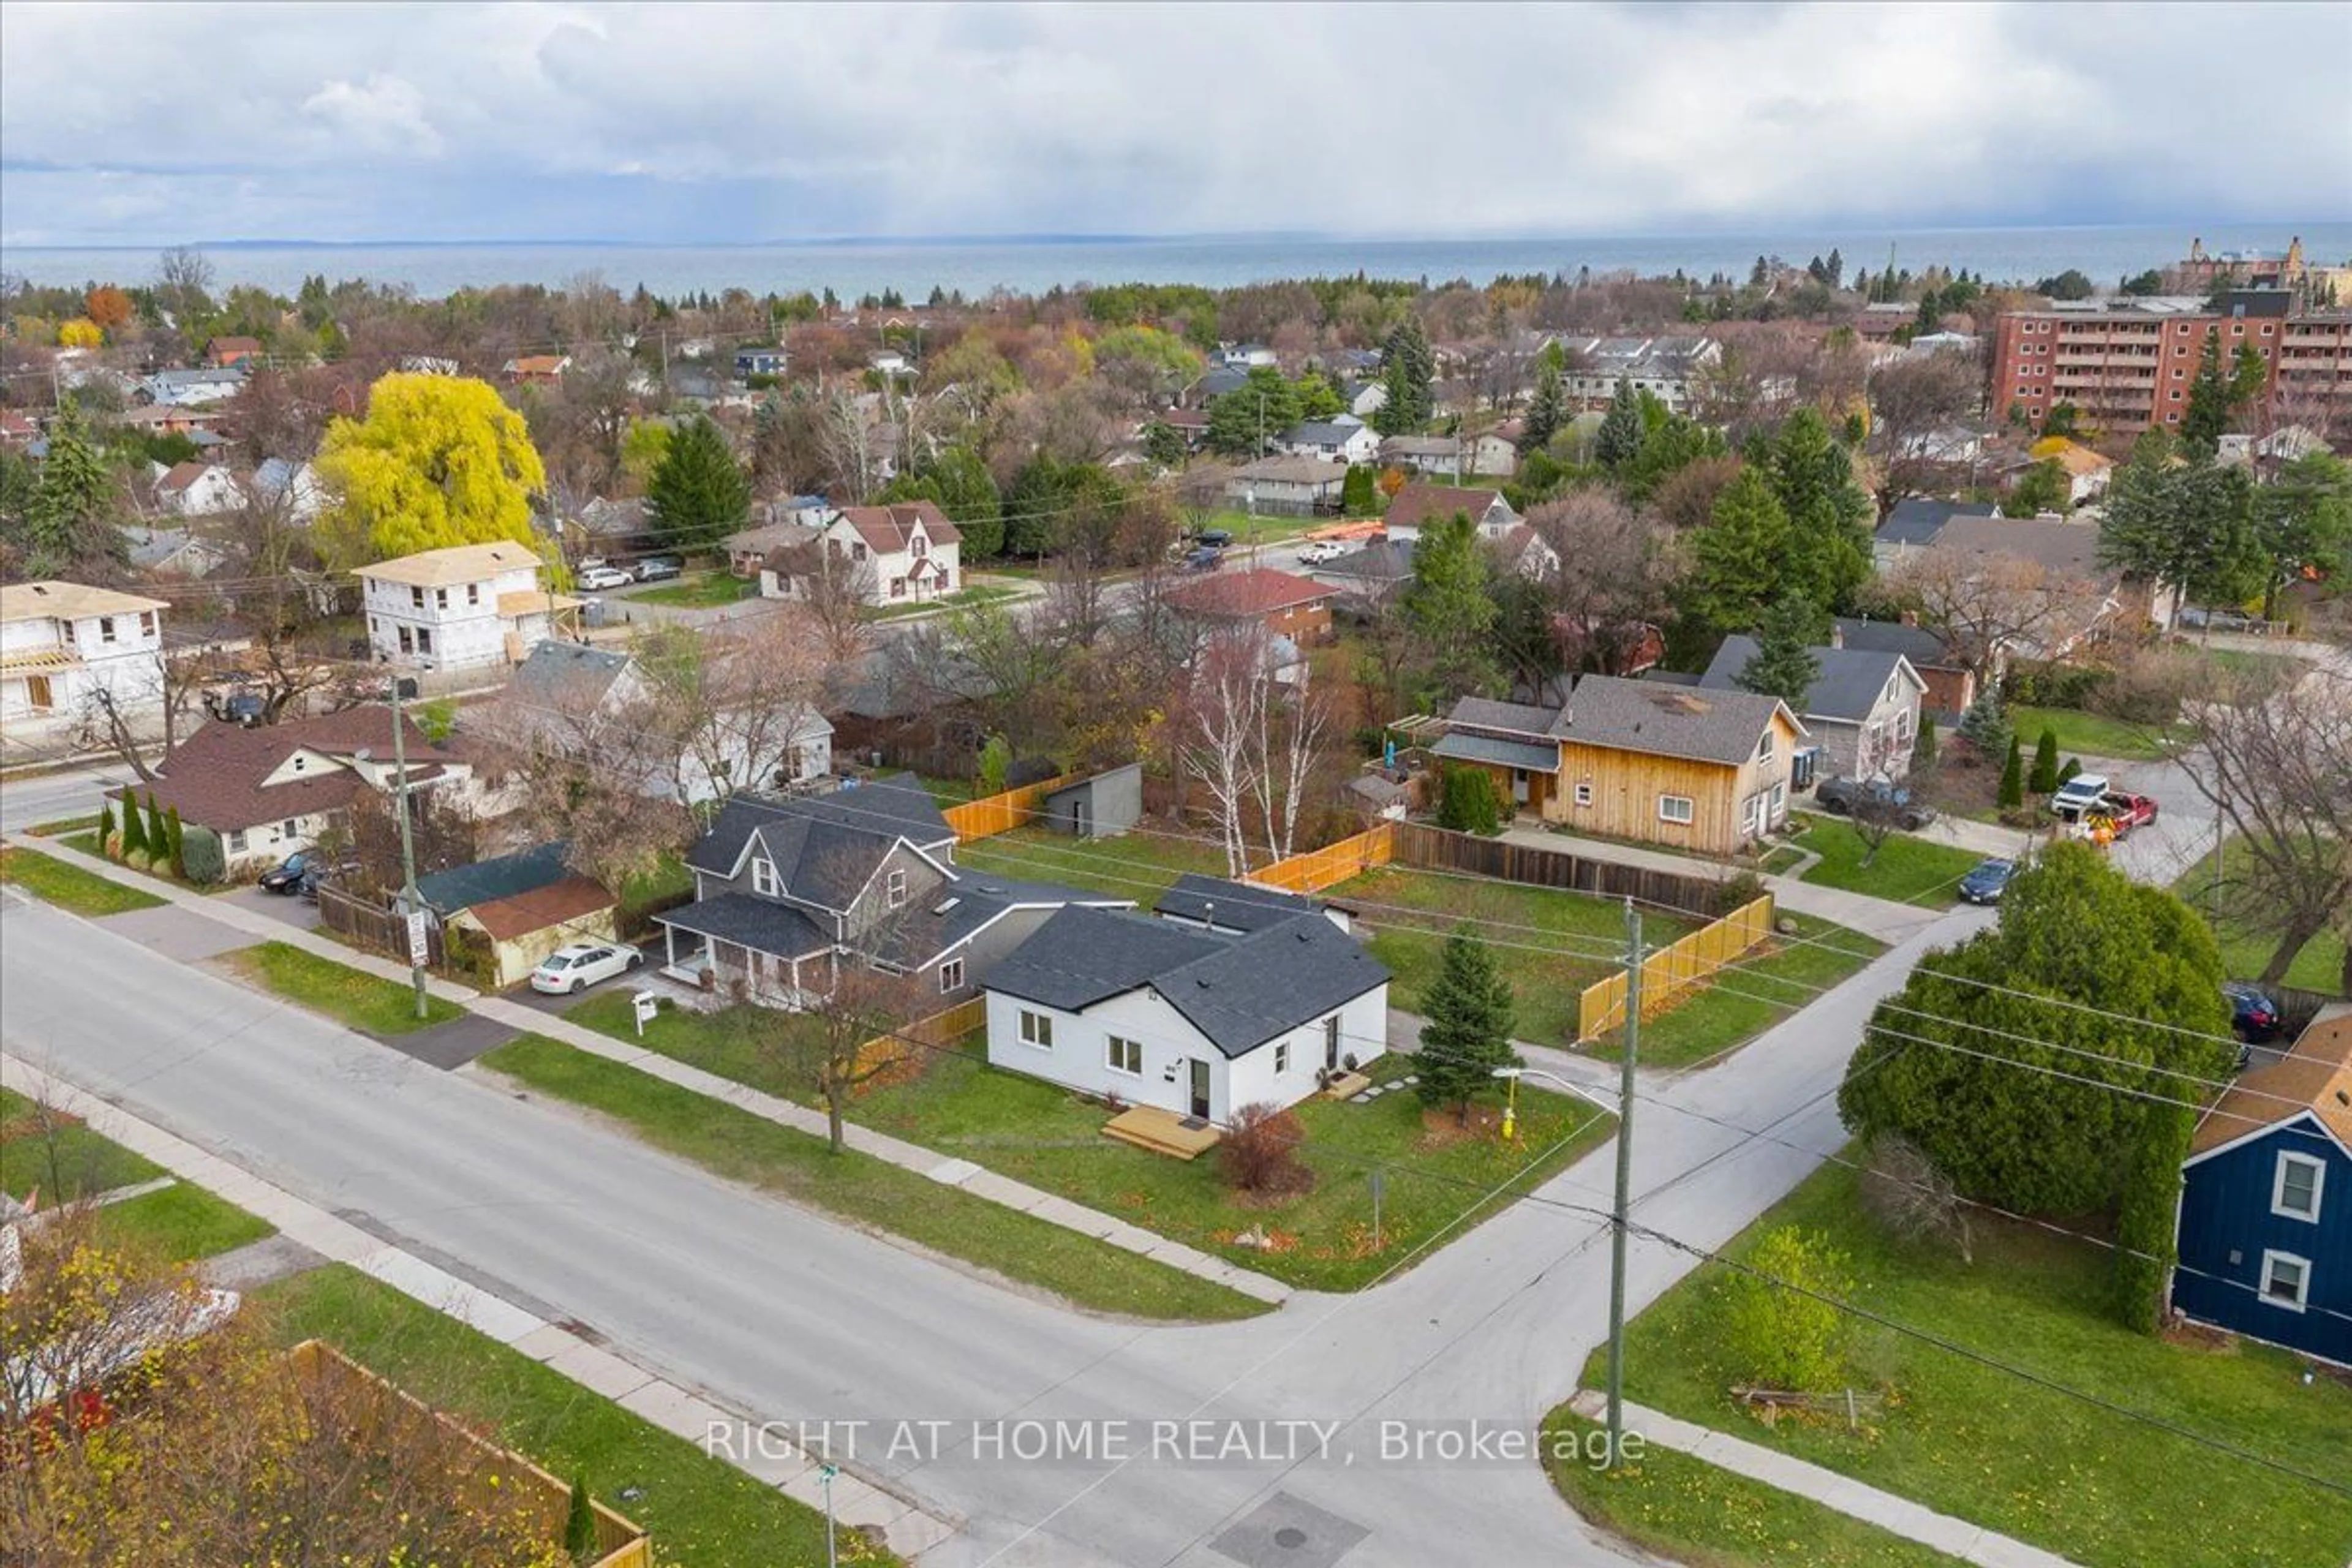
[752,858,780,897]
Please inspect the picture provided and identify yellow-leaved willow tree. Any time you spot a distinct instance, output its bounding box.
[315,372,549,567]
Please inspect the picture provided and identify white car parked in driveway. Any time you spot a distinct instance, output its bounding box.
[577,565,635,591]
[1296,540,1346,565]
[530,941,644,994]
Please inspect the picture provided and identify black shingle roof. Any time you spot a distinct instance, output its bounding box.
[1699,638,1919,723]
[653,892,831,959]
[686,778,951,881]
[415,842,571,915]
[1154,873,1320,933]
[989,905,1390,1058]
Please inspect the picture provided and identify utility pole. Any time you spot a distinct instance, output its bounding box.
[1605,899,1643,1470]
[387,675,428,1021]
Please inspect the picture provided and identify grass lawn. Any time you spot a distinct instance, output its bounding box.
[1581,914,1886,1070]
[1340,865,1691,1047]
[0,843,165,916]
[617,851,695,933]
[1790,818,1988,907]
[2171,840,2348,994]
[2008,704,2178,763]
[1600,1158,2352,1568]
[24,813,98,837]
[260,1265,883,1567]
[957,822,1234,902]
[1,1087,272,1259]
[1542,1410,1969,1568]
[480,1033,1267,1321]
[220,940,465,1035]
[865,583,1024,621]
[562,993,1613,1293]
[627,571,758,608]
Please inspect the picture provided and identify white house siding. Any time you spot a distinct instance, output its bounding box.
[361,565,545,670]
[983,981,1387,1121]
[219,808,341,876]
[0,609,166,728]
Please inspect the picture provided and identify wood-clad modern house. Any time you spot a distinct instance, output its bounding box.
[1431,677,1804,855]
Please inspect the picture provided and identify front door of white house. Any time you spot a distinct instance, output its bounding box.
[1188,1058,1212,1121]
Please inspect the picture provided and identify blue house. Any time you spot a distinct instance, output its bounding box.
[2172,1015,2352,1365]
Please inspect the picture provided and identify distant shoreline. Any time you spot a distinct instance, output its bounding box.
[7,223,2348,303]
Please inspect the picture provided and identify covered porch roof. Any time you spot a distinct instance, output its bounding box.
[654,893,831,959]
[1429,731,1561,774]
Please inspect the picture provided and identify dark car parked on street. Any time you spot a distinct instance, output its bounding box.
[1956,858,2016,905]
[1812,775,1938,831]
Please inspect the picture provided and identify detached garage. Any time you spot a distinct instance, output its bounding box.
[447,876,618,988]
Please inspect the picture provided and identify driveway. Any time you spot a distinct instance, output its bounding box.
[214,883,326,933]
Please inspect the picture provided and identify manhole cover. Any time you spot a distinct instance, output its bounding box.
[1210,1492,1368,1568]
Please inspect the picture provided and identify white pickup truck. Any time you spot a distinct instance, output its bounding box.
[2049,773,2112,818]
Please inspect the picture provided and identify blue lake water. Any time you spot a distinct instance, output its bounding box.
[5,224,2348,302]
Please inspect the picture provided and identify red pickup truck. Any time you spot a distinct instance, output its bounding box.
[2083,791,2159,839]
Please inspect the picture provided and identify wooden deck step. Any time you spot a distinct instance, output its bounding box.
[1103,1106,1221,1160]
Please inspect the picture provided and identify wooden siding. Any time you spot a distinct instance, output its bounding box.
[2172,1121,2351,1364]
[1545,709,1800,856]
[1577,895,1776,1041]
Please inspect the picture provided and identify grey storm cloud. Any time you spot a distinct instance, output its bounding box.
[1,1,2346,245]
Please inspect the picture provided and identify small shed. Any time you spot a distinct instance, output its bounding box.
[1040,764,1143,839]
[449,876,619,988]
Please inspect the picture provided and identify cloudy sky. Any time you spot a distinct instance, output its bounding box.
[2,1,2347,247]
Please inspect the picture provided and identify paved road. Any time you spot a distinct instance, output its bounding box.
[0,761,129,835]
[4,861,1994,1567]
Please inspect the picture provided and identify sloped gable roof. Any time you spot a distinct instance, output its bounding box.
[1555,674,1803,764]
[1385,483,1510,532]
[2190,1016,2352,1159]
[1153,874,1322,933]
[1698,639,1921,723]
[835,502,962,552]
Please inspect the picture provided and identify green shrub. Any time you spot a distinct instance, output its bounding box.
[1716,1225,1855,1391]
[1997,737,2025,808]
[179,824,226,886]
[2027,728,2060,794]
[118,788,149,860]
[1436,765,1501,835]
[96,798,116,856]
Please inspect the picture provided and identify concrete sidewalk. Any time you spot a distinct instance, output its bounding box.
[1495,824,1945,942]
[472,997,1295,1307]
[1566,1390,2081,1567]
[0,1055,960,1562]
[9,832,1294,1308]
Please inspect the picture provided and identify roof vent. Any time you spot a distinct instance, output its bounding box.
[933,897,960,914]
[978,884,1005,895]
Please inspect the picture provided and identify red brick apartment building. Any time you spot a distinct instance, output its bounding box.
[1991,291,2351,437]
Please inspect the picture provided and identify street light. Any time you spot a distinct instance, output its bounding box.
[1491,1064,1615,1142]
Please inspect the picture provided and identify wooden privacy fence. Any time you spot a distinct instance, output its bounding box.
[1576,895,1774,1041]
[1246,822,1396,895]
[287,1341,649,1568]
[852,993,989,1090]
[1390,821,1725,917]
[315,884,449,968]
[943,774,1078,843]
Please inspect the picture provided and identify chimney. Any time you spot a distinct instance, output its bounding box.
[1829,622,1844,650]
[1899,609,1919,627]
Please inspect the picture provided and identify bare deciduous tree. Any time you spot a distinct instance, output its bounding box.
[1182,631,1265,876]
[1525,490,1684,676]
[1884,545,2106,682]
[2178,665,2352,990]
[1866,351,1983,508]
[1860,1134,1974,1262]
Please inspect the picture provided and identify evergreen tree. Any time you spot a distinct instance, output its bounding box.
[1686,467,1791,638]
[564,1475,598,1562]
[2180,334,2232,458]
[1403,512,1499,698]
[1763,407,1873,614]
[2027,728,2060,795]
[96,797,116,856]
[1139,421,1187,469]
[118,786,149,860]
[1519,360,1565,454]
[1415,929,1520,1121]
[1370,318,1434,435]
[1996,736,2025,809]
[1955,687,2010,761]
[1437,765,1501,835]
[1594,379,1645,470]
[165,805,186,876]
[2057,756,2082,788]
[1911,717,1939,771]
[143,793,167,856]
[878,444,1004,557]
[644,413,752,552]
[24,413,128,579]
[1735,592,1824,707]
[1205,366,1303,456]
[1340,463,1378,517]
[1825,246,1844,288]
